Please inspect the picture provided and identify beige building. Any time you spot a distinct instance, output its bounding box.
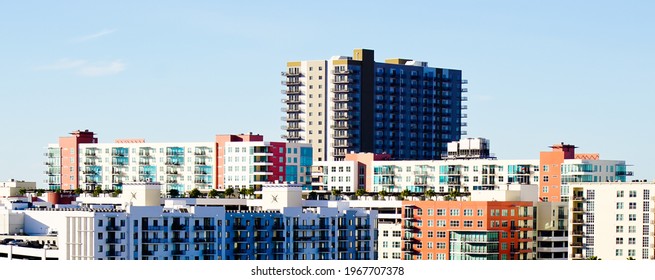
[569,182,655,260]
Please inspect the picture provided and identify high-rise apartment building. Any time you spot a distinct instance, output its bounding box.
[45,130,312,193]
[568,182,654,260]
[282,49,466,162]
[539,143,631,202]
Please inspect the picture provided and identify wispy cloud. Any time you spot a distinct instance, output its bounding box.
[77,60,126,77]
[36,58,126,77]
[73,29,116,42]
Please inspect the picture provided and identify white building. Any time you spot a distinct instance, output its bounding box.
[568,182,655,260]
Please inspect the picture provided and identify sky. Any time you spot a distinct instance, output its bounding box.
[1,1,654,187]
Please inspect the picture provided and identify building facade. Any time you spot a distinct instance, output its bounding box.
[568,182,654,260]
[401,199,535,260]
[0,183,377,260]
[539,143,631,202]
[45,130,312,193]
[282,49,466,162]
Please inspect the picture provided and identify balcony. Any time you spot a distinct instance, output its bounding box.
[333,142,352,148]
[201,249,216,255]
[281,89,302,95]
[283,107,304,113]
[281,71,301,77]
[330,87,354,93]
[194,237,217,243]
[332,106,352,112]
[572,197,585,201]
[171,224,187,231]
[331,69,352,75]
[331,96,352,102]
[171,250,185,256]
[283,98,302,104]
[105,238,122,244]
[171,238,189,243]
[142,238,168,243]
[145,226,166,231]
[330,123,351,130]
[331,115,352,121]
[105,251,122,257]
[106,225,121,231]
[282,135,304,141]
[331,78,354,84]
[281,80,302,86]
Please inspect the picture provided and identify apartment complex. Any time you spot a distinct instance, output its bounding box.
[309,139,631,200]
[539,143,631,202]
[282,48,466,162]
[401,186,537,260]
[45,130,312,193]
[568,182,654,260]
[0,182,377,260]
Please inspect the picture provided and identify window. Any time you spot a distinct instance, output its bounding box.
[543,165,549,172]
[463,209,473,216]
[437,209,446,216]
[477,221,483,227]
[543,176,549,182]
[629,214,637,221]
[436,220,446,227]
[628,249,636,257]
[426,242,433,249]
[427,231,434,238]
[450,221,459,227]
[617,190,624,198]
[617,202,624,209]
[450,209,459,216]
[392,242,401,248]
[477,209,484,216]
[629,238,636,245]
[616,249,623,256]
[436,231,446,238]
[630,190,637,198]
[616,214,624,221]
[436,243,446,249]
[463,221,473,227]
[382,241,388,248]
[616,237,624,245]
[542,186,548,193]
[629,202,637,209]
[427,209,434,216]
[417,209,423,215]
[616,226,624,233]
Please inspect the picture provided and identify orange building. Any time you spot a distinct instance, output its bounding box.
[401,200,534,260]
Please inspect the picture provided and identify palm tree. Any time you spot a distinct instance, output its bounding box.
[112,189,122,198]
[585,256,601,260]
[446,189,461,201]
[424,189,436,201]
[224,187,234,198]
[188,188,201,198]
[378,190,388,200]
[208,189,219,198]
[92,186,102,197]
[168,189,180,198]
[18,188,27,196]
[74,187,83,195]
[627,257,635,260]
[308,191,317,200]
[245,187,256,199]
[355,188,366,199]
[400,189,411,200]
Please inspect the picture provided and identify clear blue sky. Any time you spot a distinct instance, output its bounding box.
[1,1,654,187]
